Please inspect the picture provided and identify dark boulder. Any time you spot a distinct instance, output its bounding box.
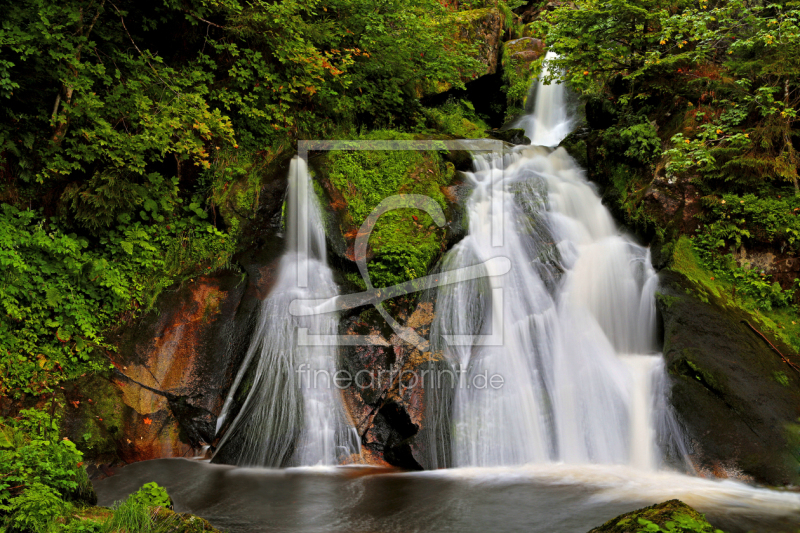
[486,128,531,145]
[657,268,800,485]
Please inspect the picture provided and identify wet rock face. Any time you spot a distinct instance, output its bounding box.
[339,299,449,469]
[455,8,504,78]
[486,128,531,145]
[62,192,287,468]
[106,273,250,463]
[657,270,800,485]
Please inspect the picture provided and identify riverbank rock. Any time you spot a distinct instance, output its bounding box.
[588,500,720,533]
[657,240,800,485]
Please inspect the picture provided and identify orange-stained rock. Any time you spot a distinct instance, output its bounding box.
[109,275,247,463]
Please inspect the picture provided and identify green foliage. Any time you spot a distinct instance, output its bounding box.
[101,483,176,533]
[605,121,662,165]
[421,99,490,138]
[0,0,481,394]
[128,483,172,510]
[670,236,800,350]
[0,409,95,532]
[0,201,234,397]
[540,0,800,189]
[691,193,800,310]
[2,483,65,533]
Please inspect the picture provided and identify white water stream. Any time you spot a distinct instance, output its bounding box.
[213,158,359,467]
[429,54,678,469]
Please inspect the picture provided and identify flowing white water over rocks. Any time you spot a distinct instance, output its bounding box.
[514,52,574,147]
[429,62,680,469]
[214,158,358,467]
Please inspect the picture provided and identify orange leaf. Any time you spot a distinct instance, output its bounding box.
[143,417,152,425]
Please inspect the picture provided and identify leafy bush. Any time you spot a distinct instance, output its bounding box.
[603,121,663,166]
[1,483,65,533]
[128,483,172,511]
[422,98,490,138]
[0,202,234,397]
[0,409,97,532]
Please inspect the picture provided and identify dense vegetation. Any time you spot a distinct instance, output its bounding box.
[0,0,489,400]
[0,1,496,528]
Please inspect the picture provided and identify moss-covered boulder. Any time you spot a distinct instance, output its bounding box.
[154,508,222,532]
[657,238,800,485]
[312,132,463,290]
[425,8,505,95]
[588,500,722,533]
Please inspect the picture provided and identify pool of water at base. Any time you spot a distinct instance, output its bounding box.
[93,459,800,533]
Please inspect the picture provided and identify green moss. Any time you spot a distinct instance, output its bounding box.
[589,499,722,533]
[773,370,790,387]
[324,130,455,288]
[669,236,800,352]
[655,292,680,309]
[208,148,263,238]
[61,374,125,461]
[422,99,490,138]
[501,42,542,116]
[685,358,720,390]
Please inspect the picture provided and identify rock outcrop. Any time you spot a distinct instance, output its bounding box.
[657,241,800,485]
[425,8,505,95]
[588,500,720,533]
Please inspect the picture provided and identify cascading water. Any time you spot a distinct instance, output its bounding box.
[213,158,359,467]
[514,52,574,147]
[429,56,681,469]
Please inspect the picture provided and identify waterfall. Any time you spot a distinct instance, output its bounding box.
[429,59,681,469]
[214,158,359,467]
[514,52,573,147]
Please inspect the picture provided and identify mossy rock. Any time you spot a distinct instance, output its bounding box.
[155,508,222,532]
[502,37,544,110]
[60,372,125,464]
[424,8,504,95]
[311,131,462,290]
[657,238,800,485]
[588,500,723,532]
[486,128,530,145]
